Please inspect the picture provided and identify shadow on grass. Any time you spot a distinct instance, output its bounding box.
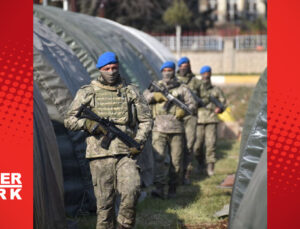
[215,140,235,161]
[135,183,201,229]
[71,181,201,229]
[73,213,97,229]
[191,140,236,183]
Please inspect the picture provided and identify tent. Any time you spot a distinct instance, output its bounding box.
[34,83,67,229]
[229,69,267,228]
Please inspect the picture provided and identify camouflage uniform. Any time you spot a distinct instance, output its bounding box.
[144,80,196,195]
[176,72,201,181]
[64,79,152,229]
[193,81,227,171]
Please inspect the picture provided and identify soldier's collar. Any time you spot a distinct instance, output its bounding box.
[92,80,123,91]
[177,71,193,80]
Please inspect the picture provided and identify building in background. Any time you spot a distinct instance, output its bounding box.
[199,0,267,24]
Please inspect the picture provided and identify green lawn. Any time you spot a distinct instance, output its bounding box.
[76,140,240,229]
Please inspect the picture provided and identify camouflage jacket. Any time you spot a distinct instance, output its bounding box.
[176,72,202,95]
[64,79,152,158]
[143,80,197,133]
[197,82,227,124]
[176,72,205,121]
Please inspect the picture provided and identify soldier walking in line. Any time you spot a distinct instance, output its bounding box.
[143,61,197,198]
[176,57,202,185]
[64,52,152,229]
[193,65,227,176]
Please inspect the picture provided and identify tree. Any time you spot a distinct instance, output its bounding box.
[163,0,192,58]
[106,0,170,32]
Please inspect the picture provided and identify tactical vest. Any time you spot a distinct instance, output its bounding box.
[90,81,129,125]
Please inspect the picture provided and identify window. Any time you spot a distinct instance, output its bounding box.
[208,0,218,21]
[246,0,257,20]
[227,0,238,21]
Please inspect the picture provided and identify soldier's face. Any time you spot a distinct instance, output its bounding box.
[162,68,174,73]
[179,63,190,76]
[201,72,211,80]
[100,63,119,72]
[162,68,175,83]
[99,63,120,84]
[180,63,190,69]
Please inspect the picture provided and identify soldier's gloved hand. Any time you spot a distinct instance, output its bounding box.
[129,140,145,156]
[85,119,107,135]
[153,92,168,102]
[175,107,185,120]
[129,147,141,155]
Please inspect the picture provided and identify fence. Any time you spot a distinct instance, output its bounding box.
[235,35,267,50]
[155,35,224,51]
[154,35,267,51]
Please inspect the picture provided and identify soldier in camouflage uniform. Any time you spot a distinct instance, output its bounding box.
[193,65,227,176]
[64,52,152,229]
[176,57,202,185]
[144,61,197,198]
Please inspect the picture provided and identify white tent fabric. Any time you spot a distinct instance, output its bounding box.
[34,5,175,90]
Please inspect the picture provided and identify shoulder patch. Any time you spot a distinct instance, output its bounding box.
[77,83,95,96]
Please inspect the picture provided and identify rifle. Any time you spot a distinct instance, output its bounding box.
[190,90,205,108]
[209,96,225,113]
[149,81,193,115]
[76,104,141,150]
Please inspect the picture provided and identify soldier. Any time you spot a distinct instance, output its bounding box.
[64,52,152,229]
[193,65,227,176]
[176,57,201,185]
[144,61,197,198]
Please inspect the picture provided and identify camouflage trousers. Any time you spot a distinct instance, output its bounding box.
[193,123,217,166]
[182,115,197,178]
[89,156,141,229]
[152,131,184,187]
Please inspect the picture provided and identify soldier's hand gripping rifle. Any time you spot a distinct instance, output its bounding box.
[149,81,193,115]
[209,96,225,113]
[76,104,141,151]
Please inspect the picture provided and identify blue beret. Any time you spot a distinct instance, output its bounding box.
[96,51,118,69]
[177,57,190,67]
[200,65,212,74]
[160,61,176,72]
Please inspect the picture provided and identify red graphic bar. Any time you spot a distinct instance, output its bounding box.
[0,1,33,228]
[268,0,300,228]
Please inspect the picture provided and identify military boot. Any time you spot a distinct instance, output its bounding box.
[151,185,165,199]
[167,184,176,199]
[207,163,215,176]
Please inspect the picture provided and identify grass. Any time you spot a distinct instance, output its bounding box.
[75,140,240,229]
